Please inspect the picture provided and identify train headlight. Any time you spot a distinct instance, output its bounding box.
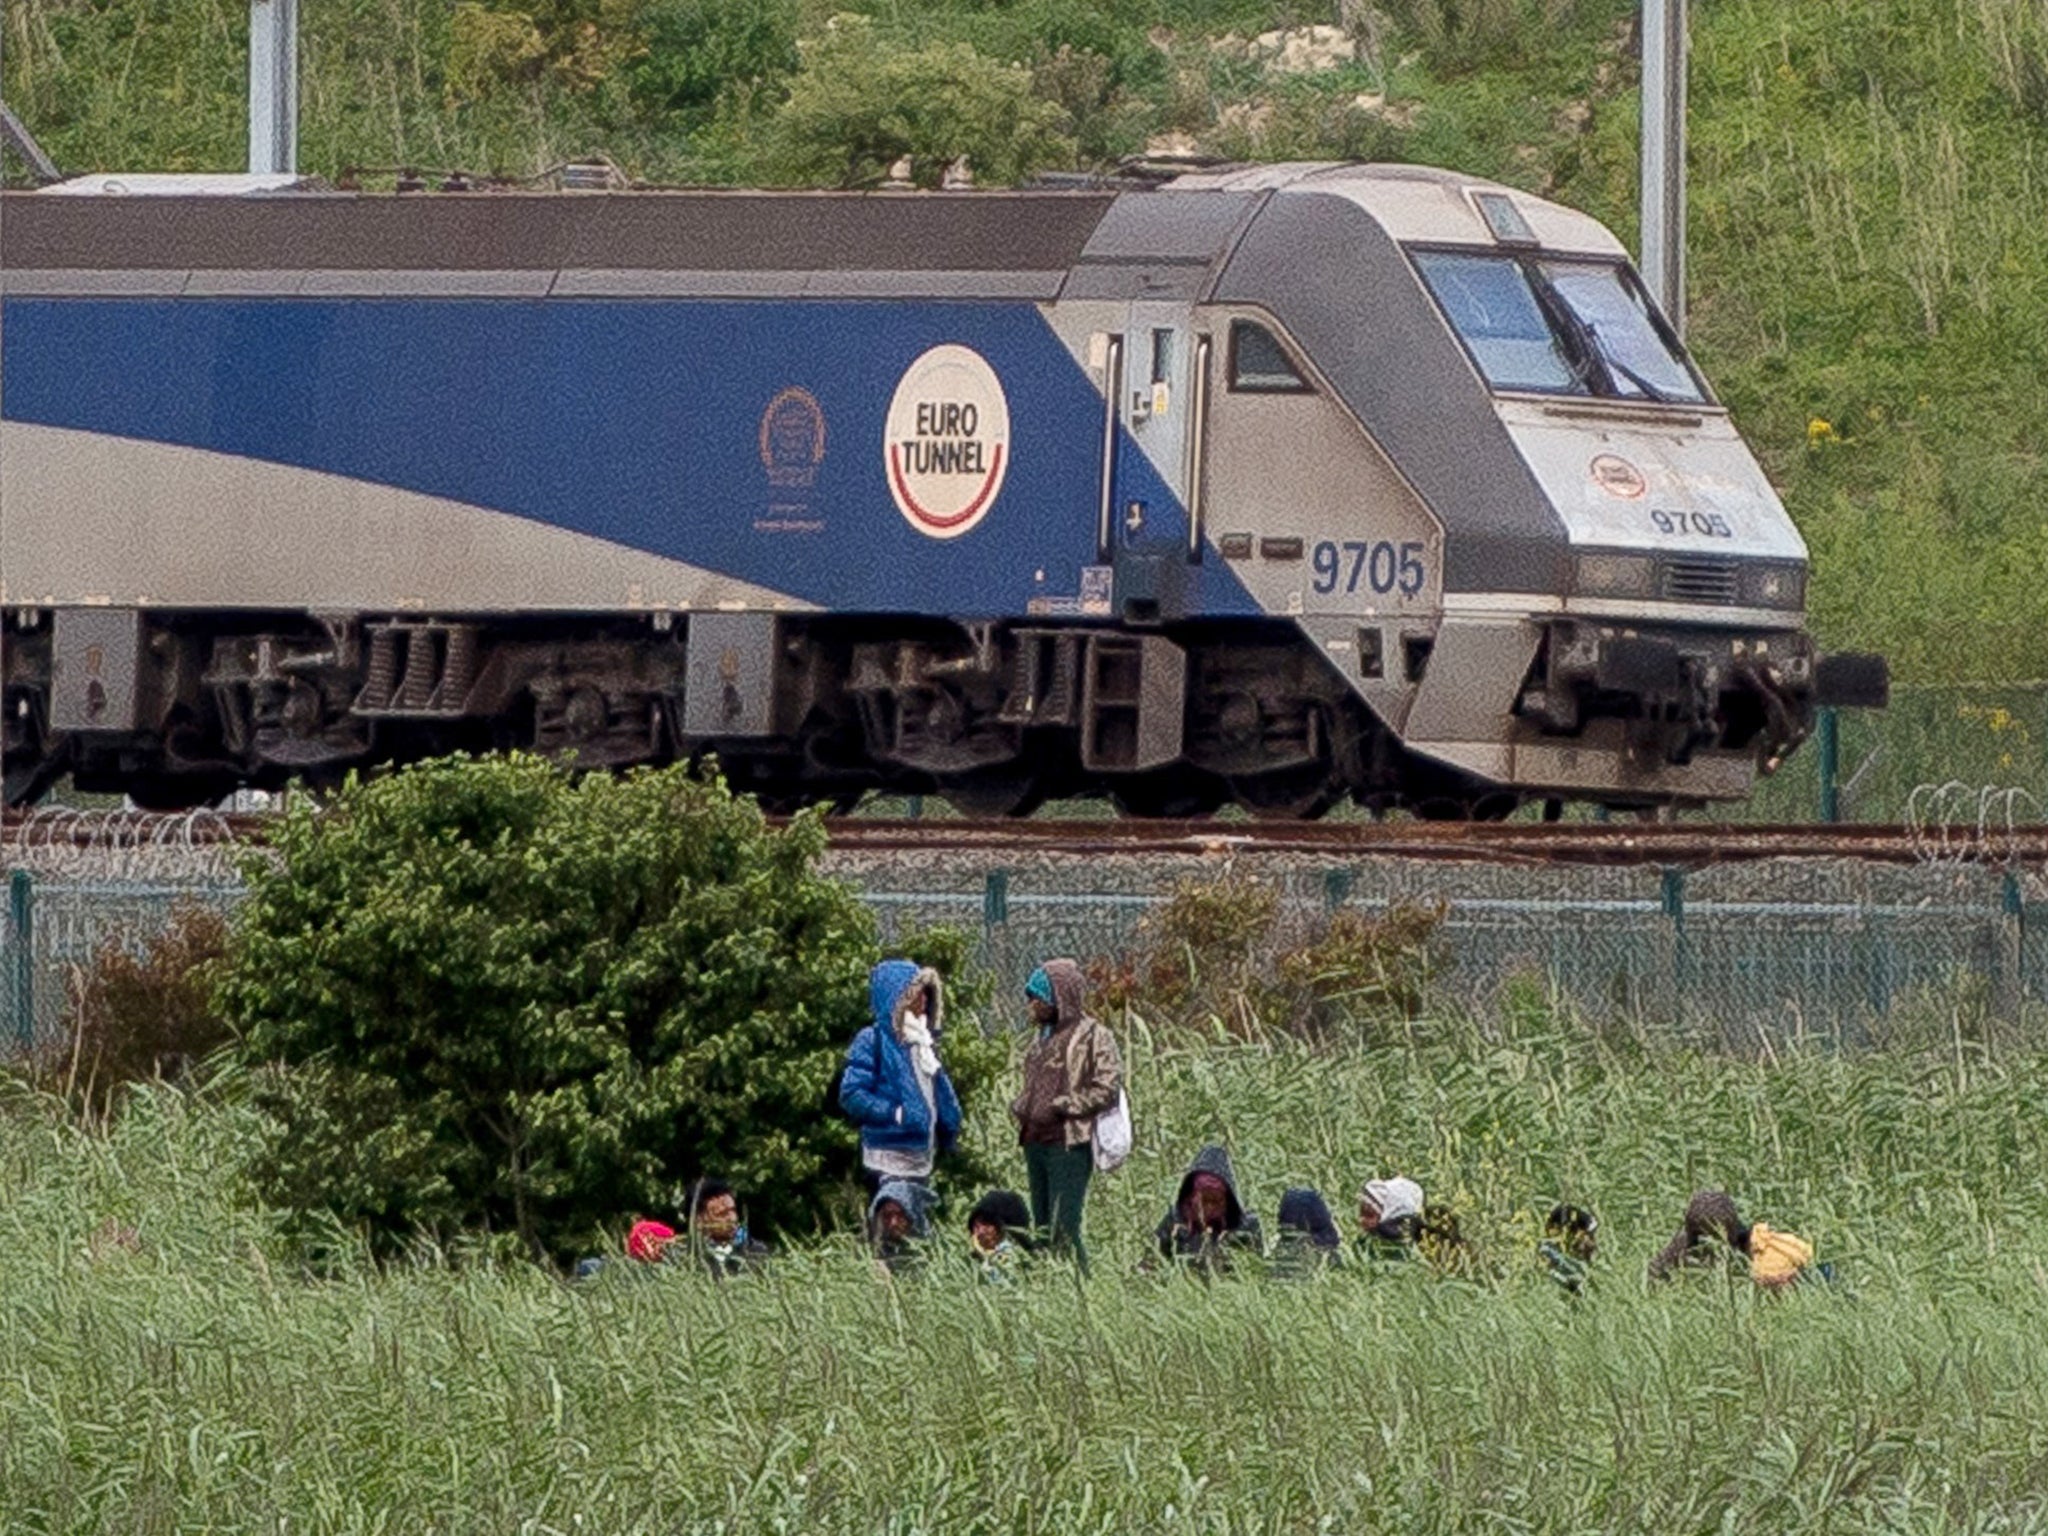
[1743,562,1807,609]
[1573,552,1657,599]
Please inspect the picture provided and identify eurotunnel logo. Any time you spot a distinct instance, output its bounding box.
[884,344,1011,539]
[760,387,827,489]
[1590,453,1648,499]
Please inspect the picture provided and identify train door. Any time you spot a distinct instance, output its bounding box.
[1101,301,1210,623]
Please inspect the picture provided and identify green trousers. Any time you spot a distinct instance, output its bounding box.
[1024,1141,1094,1273]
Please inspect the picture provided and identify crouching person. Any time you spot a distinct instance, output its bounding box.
[1647,1190,1749,1282]
[840,960,961,1195]
[1539,1203,1598,1296]
[1011,959,1123,1273]
[1271,1188,1343,1280]
[1355,1177,1426,1263]
[1156,1145,1263,1275]
[684,1177,771,1280]
[967,1189,1035,1284]
[1649,1189,1817,1290]
[868,1179,938,1276]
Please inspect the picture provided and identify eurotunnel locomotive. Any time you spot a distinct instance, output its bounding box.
[0,162,1886,816]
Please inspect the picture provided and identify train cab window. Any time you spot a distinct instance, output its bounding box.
[1410,250,1579,393]
[1150,328,1176,385]
[1538,261,1705,404]
[1228,320,1312,393]
[1411,248,1708,404]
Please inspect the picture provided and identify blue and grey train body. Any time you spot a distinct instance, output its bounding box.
[0,162,1884,815]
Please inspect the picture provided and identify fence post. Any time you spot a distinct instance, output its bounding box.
[981,868,1011,985]
[8,869,32,1052]
[1658,865,1687,1020]
[905,794,924,820]
[1816,706,1841,822]
[1995,869,2024,1024]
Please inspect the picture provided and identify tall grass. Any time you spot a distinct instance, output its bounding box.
[7,1003,2048,1530]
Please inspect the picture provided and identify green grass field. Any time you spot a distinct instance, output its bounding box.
[8,1005,2048,1532]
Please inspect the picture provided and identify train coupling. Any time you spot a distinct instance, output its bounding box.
[1518,620,1852,769]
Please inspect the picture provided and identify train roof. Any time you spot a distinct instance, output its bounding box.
[0,162,1624,299]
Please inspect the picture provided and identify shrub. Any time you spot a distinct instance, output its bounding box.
[766,17,1075,188]
[1087,870,1446,1039]
[624,0,799,123]
[52,901,233,1120]
[217,754,994,1263]
[1277,899,1446,1029]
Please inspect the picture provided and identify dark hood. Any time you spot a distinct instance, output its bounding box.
[1169,1144,1247,1230]
[1649,1188,1749,1280]
[968,1189,1031,1234]
[1684,1190,1747,1247]
[868,1178,938,1238]
[1277,1187,1340,1250]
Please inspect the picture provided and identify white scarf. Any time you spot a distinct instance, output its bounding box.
[900,1013,940,1078]
[1364,1177,1424,1224]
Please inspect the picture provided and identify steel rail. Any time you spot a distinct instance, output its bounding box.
[7,807,2048,867]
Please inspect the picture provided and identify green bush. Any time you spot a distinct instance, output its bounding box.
[217,754,995,1262]
[766,17,1075,187]
[624,0,799,122]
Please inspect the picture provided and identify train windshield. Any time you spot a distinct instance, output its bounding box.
[1411,249,1707,405]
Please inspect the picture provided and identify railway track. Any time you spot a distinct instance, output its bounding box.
[5,806,2046,867]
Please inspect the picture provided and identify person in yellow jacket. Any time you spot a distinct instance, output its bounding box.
[1746,1222,1816,1290]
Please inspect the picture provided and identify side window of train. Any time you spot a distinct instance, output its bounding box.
[1228,320,1312,393]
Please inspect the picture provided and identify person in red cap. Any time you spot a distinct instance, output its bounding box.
[625,1217,678,1264]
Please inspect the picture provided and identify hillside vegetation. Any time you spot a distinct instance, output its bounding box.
[6,0,2046,683]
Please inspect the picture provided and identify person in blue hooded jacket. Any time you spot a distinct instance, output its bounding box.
[839,959,961,1193]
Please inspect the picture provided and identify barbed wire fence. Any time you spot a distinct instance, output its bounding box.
[1737,683,2048,824]
[0,809,247,1057]
[3,793,2044,1060]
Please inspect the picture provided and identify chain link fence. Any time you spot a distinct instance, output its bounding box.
[4,813,2044,1059]
[836,849,2046,1044]
[1678,683,2048,824]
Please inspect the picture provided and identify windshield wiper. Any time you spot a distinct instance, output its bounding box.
[1523,264,1604,396]
[1593,341,1676,404]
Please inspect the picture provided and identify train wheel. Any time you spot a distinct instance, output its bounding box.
[1228,766,1341,821]
[940,772,1046,819]
[1108,771,1226,819]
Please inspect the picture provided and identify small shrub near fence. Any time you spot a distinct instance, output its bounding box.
[1084,872,1445,1041]
[44,901,232,1120]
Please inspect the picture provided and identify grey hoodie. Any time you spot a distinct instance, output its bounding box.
[1156,1144,1264,1262]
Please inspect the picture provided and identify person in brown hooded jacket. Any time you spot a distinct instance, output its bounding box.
[1647,1189,1750,1281]
[1010,958,1122,1272]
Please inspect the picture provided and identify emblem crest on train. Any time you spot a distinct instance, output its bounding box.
[1589,453,1648,499]
[884,345,1011,539]
[759,387,827,489]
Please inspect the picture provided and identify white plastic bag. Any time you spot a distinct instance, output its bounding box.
[1091,1088,1133,1173]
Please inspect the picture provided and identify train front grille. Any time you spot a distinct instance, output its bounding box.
[1659,559,1740,605]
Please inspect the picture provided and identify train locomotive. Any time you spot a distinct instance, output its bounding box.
[0,161,1885,816]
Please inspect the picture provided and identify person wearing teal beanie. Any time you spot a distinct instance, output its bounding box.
[1010,958,1122,1272]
